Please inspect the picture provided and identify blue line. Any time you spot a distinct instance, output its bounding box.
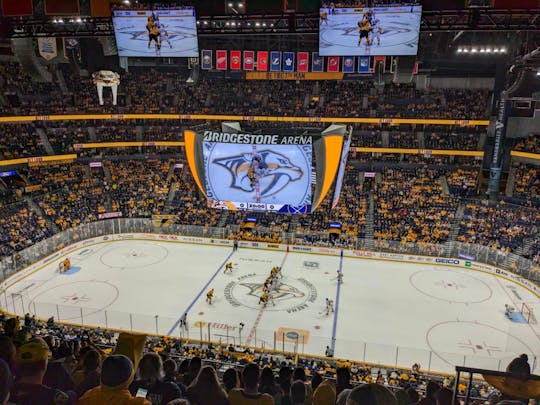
[167,249,235,335]
[330,250,344,353]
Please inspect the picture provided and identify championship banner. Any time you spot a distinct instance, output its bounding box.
[201,50,212,70]
[283,52,295,72]
[270,51,281,71]
[257,51,268,71]
[297,52,309,72]
[312,52,324,72]
[327,56,339,72]
[243,50,254,71]
[216,50,227,70]
[358,56,370,73]
[230,50,241,70]
[37,37,57,61]
[374,55,386,72]
[342,56,355,72]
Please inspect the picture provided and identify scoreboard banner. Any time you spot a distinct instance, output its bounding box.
[203,139,312,212]
[184,128,346,214]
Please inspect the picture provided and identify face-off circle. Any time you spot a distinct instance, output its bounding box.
[28,280,119,321]
[426,321,535,366]
[99,242,168,268]
[409,269,493,304]
[224,273,317,312]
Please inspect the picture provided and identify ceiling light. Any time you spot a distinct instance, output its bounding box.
[463,49,469,53]
[237,2,244,7]
[471,48,477,53]
[228,2,233,7]
[457,48,463,53]
[500,48,506,53]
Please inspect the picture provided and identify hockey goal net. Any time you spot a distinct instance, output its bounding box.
[522,303,537,324]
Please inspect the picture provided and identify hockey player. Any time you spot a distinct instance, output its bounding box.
[358,18,372,46]
[155,19,172,49]
[62,257,71,272]
[259,292,268,306]
[180,313,188,330]
[337,271,343,284]
[325,298,334,315]
[206,288,214,304]
[224,262,233,274]
[371,19,383,46]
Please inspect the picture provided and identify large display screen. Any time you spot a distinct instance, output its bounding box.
[112,8,198,57]
[319,5,422,56]
[203,140,312,212]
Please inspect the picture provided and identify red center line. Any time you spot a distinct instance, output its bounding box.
[245,251,289,346]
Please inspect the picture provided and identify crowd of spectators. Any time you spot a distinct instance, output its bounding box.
[0,125,47,159]
[0,313,516,405]
[108,160,171,218]
[27,164,106,230]
[1,62,492,120]
[373,167,458,243]
[423,131,481,151]
[445,168,479,197]
[0,202,52,257]
[512,163,539,206]
[457,201,539,254]
[514,133,540,154]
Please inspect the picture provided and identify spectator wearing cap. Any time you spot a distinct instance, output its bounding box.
[79,354,151,405]
[0,358,13,405]
[10,337,76,405]
[506,354,531,377]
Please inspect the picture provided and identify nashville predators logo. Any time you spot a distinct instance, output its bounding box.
[240,282,305,301]
[213,150,303,197]
[224,274,317,312]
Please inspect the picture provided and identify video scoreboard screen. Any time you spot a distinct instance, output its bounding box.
[112,8,198,57]
[202,132,313,213]
[319,5,422,56]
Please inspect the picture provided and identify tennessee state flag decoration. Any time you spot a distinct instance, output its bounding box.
[230,50,241,70]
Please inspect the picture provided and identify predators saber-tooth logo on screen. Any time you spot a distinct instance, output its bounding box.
[213,150,303,197]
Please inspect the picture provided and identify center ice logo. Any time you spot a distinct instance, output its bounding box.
[224,274,317,312]
[213,150,303,197]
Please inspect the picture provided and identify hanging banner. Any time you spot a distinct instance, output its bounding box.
[270,51,282,71]
[283,51,295,72]
[297,52,309,72]
[243,50,254,71]
[358,56,370,73]
[331,130,352,209]
[374,55,386,72]
[216,50,227,70]
[327,56,339,72]
[201,50,212,70]
[312,52,324,72]
[230,50,241,70]
[257,51,268,71]
[38,37,58,61]
[342,56,355,72]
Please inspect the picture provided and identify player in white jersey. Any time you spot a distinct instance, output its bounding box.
[336,270,343,284]
[179,312,188,330]
[371,19,383,46]
[155,21,172,49]
[325,298,334,315]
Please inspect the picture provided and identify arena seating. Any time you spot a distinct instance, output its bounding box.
[0,310,508,405]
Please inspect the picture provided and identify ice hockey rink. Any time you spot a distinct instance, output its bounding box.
[113,16,198,57]
[319,7,422,56]
[1,239,539,374]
